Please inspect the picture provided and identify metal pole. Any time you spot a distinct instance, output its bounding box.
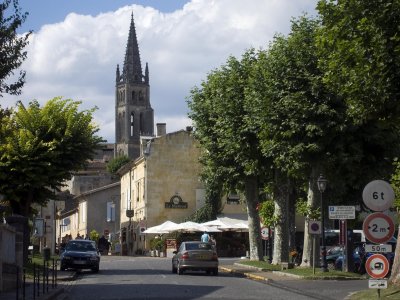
[313,235,316,275]
[320,190,328,272]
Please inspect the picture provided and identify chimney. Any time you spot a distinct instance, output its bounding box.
[156,123,166,137]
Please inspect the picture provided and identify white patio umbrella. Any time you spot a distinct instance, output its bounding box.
[201,219,227,227]
[172,221,221,233]
[142,220,178,234]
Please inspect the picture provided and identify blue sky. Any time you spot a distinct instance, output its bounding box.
[18,1,190,32]
[7,0,317,143]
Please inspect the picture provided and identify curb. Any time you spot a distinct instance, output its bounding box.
[219,266,271,282]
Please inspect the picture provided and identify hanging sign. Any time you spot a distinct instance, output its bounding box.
[362,212,395,244]
[362,180,395,212]
[365,254,390,279]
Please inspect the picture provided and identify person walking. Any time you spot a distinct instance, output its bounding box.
[210,235,217,251]
[201,231,210,243]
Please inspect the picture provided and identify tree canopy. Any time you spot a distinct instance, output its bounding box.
[0,97,103,216]
[0,0,31,97]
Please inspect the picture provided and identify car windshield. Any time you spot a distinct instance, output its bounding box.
[66,241,96,252]
[185,242,212,250]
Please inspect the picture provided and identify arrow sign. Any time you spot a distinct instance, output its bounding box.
[362,213,395,244]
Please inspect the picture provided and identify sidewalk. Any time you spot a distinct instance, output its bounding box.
[0,271,76,300]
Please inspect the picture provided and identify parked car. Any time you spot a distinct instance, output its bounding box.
[325,246,344,270]
[172,241,219,275]
[334,245,363,273]
[60,239,100,272]
[335,237,397,274]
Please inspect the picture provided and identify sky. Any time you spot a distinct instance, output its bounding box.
[5,0,318,143]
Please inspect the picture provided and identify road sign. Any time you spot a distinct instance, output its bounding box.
[362,212,395,244]
[261,227,269,240]
[308,220,321,235]
[362,180,395,212]
[365,254,390,279]
[328,206,355,219]
[365,244,392,253]
[368,279,388,289]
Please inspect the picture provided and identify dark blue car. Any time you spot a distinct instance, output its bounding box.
[335,237,397,273]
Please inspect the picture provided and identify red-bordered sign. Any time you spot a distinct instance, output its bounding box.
[366,254,389,279]
[261,227,269,240]
[362,213,394,244]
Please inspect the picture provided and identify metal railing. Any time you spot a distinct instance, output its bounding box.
[7,258,59,300]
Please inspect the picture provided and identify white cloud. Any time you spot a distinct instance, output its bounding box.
[3,0,316,143]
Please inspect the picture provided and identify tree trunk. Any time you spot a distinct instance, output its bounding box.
[288,188,296,251]
[389,224,400,286]
[272,177,290,264]
[244,176,263,261]
[301,168,319,267]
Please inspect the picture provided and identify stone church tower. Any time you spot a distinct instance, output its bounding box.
[115,13,154,159]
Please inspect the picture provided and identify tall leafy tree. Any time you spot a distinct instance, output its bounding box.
[251,16,348,265]
[316,0,400,282]
[0,0,31,97]
[0,97,103,217]
[188,50,269,260]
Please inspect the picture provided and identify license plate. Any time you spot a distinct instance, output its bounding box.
[197,255,208,260]
[74,260,86,265]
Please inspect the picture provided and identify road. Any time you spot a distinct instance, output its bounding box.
[58,256,366,300]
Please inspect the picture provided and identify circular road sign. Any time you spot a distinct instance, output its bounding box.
[261,227,269,240]
[308,220,321,235]
[366,254,390,279]
[362,212,395,244]
[362,180,395,211]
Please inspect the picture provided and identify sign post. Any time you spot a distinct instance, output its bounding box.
[362,180,395,297]
[308,220,321,275]
[261,227,269,258]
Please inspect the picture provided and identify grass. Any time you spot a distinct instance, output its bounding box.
[238,259,400,298]
[24,253,60,278]
[349,286,400,300]
[237,259,365,279]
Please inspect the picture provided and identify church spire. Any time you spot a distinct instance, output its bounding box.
[122,13,143,83]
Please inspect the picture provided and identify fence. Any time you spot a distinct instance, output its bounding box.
[1,259,60,300]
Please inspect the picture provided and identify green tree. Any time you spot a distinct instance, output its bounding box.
[188,50,268,260]
[107,155,130,175]
[252,16,347,265]
[0,0,31,97]
[316,0,400,282]
[317,0,400,124]
[0,97,103,216]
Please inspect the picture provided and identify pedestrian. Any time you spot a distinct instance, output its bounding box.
[210,235,217,251]
[98,235,108,255]
[201,231,210,243]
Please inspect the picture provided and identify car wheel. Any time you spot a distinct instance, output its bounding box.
[206,270,211,275]
[92,266,99,273]
[213,268,218,276]
[177,266,184,275]
[60,265,66,271]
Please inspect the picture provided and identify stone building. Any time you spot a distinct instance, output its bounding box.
[118,127,205,255]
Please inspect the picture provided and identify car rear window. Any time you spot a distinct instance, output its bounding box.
[186,243,212,250]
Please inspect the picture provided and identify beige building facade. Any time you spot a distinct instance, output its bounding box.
[119,128,203,255]
[118,127,248,255]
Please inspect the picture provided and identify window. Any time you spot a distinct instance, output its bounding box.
[107,202,115,222]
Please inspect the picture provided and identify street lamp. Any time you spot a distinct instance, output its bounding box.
[317,174,328,272]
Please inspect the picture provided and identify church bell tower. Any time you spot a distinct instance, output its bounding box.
[115,13,154,159]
